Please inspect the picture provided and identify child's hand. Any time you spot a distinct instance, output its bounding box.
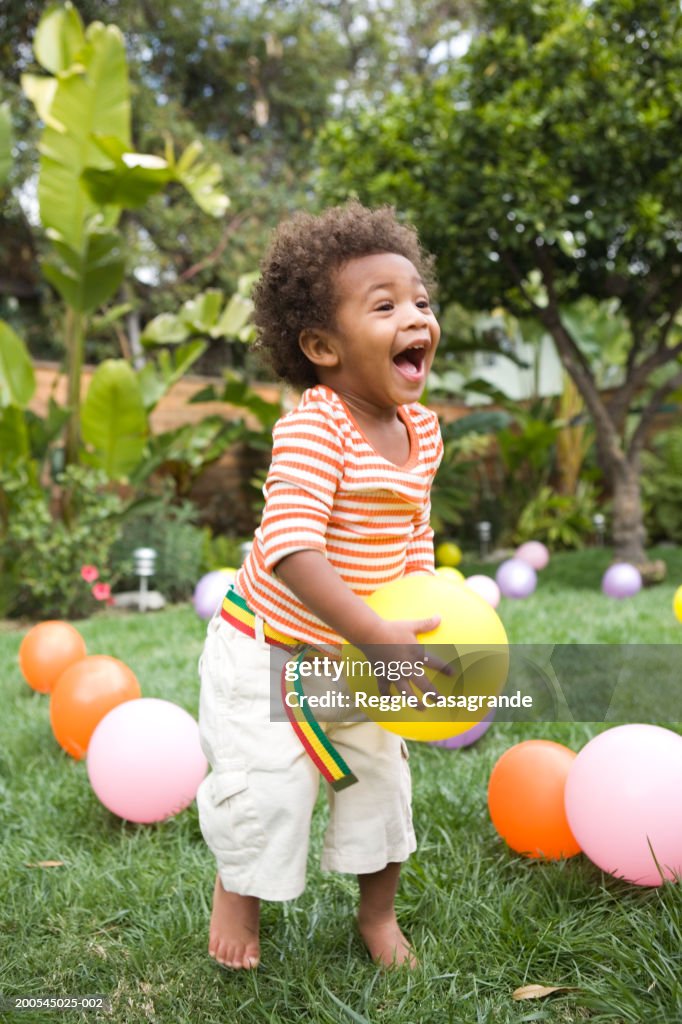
[357,617,453,709]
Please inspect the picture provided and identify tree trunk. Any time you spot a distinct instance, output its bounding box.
[126,307,145,369]
[610,459,647,564]
[538,313,665,583]
[608,457,666,582]
[64,306,86,468]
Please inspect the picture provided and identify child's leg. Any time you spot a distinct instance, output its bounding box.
[209,876,260,969]
[357,862,416,967]
[322,722,417,967]
[197,617,320,970]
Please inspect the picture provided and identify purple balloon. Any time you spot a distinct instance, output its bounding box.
[430,712,495,749]
[192,569,235,620]
[601,562,642,599]
[495,558,537,599]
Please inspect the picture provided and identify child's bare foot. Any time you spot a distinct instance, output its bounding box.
[357,912,417,969]
[208,875,260,969]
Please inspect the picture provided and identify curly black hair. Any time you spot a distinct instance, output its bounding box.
[252,201,437,390]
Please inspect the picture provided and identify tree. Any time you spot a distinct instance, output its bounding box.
[2,0,479,364]
[0,1,229,478]
[317,0,682,574]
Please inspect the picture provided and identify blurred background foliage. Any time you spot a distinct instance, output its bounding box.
[1,0,681,618]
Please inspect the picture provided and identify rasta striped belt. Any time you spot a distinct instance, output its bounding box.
[221,587,358,791]
[220,585,300,649]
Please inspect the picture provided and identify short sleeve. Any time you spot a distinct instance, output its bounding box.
[259,402,344,571]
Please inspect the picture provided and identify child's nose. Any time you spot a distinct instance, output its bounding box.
[402,303,428,327]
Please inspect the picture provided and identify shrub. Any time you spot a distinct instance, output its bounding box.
[109,490,206,601]
[0,466,124,619]
[431,411,511,541]
[199,531,250,574]
[513,481,599,550]
[641,427,682,544]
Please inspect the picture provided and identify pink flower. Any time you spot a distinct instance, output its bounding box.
[81,564,99,583]
[92,582,111,601]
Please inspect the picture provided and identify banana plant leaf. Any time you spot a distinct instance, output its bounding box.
[80,359,147,479]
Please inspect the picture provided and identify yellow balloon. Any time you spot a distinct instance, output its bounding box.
[435,541,462,567]
[673,585,682,624]
[344,575,509,742]
[435,566,465,583]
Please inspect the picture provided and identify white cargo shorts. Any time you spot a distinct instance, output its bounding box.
[196,612,416,901]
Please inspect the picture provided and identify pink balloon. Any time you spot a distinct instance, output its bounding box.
[464,574,501,609]
[565,724,682,886]
[87,698,207,823]
[515,541,550,571]
[601,563,642,599]
[495,558,537,599]
[193,570,235,620]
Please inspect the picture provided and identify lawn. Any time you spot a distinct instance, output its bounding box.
[1,548,681,1024]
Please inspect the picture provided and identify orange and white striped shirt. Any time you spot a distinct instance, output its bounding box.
[235,384,443,646]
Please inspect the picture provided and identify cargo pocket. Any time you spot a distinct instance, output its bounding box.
[197,763,266,873]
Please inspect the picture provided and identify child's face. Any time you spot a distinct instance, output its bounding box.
[318,252,441,411]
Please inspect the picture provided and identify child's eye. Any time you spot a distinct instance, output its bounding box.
[375,301,394,311]
[416,299,430,309]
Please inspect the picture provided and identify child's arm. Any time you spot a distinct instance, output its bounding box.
[404,411,442,576]
[276,549,439,658]
[404,500,436,576]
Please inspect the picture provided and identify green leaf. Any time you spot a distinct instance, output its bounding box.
[80,359,147,479]
[0,406,31,468]
[136,362,168,411]
[33,1,86,75]
[0,321,36,409]
[141,288,254,344]
[171,140,230,218]
[213,293,254,339]
[0,102,13,187]
[20,74,60,129]
[91,302,133,331]
[42,227,125,313]
[82,140,171,207]
[188,384,219,402]
[444,410,513,439]
[236,270,260,296]
[128,417,239,486]
[169,340,207,381]
[180,289,224,333]
[35,21,130,252]
[218,373,281,429]
[25,399,70,463]
[464,377,517,406]
[148,418,237,468]
[141,312,191,346]
[137,340,206,410]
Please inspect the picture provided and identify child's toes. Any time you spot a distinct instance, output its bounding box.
[242,949,260,969]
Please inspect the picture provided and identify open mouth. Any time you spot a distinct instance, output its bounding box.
[393,345,427,381]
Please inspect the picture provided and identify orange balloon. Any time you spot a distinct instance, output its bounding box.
[50,655,141,759]
[19,621,87,693]
[487,740,581,860]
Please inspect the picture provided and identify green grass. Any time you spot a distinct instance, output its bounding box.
[1,548,681,1024]
[461,545,682,644]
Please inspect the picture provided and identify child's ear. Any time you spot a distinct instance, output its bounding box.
[299,328,340,369]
